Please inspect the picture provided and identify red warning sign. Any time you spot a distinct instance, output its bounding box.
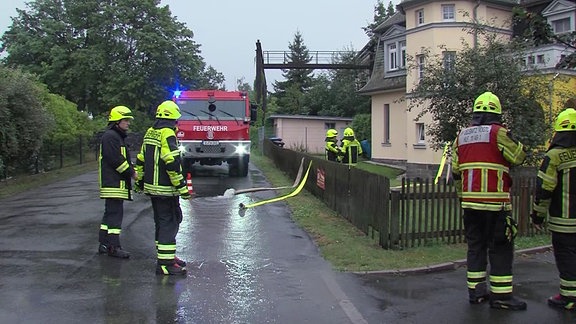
[316,168,325,190]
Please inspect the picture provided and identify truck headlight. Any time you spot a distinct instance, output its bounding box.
[234,144,249,155]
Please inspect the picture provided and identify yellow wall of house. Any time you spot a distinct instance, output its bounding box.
[370,90,406,162]
[370,0,514,166]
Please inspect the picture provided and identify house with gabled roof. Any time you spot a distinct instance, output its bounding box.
[358,0,576,179]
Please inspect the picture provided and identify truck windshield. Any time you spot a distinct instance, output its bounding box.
[176,99,246,121]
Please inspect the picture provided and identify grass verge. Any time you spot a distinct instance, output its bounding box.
[0,162,97,199]
[250,151,551,272]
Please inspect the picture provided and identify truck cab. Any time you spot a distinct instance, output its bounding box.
[174,90,257,177]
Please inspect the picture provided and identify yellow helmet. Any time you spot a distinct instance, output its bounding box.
[343,127,355,137]
[108,106,134,122]
[473,92,502,115]
[326,129,338,138]
[554,108,576,132]
[156,100,181,120]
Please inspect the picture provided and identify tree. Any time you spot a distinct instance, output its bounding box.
[324,50,371,116]
[408,30,550,156]
[0,66,53,175]
[272,31,314,114]
[513,8,576,69]
[0,0,221,115]
[362,1,396,39]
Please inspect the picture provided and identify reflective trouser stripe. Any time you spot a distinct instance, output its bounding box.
[157,243,176,260]
[490,275,513,294]
[561,278,576,297]
[100,224,108,231]
[108,228,121,235]
[467,271,487,289]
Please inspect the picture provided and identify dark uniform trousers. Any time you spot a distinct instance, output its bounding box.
[464,209,514,298]
[552,232,576,301]
[100,198,125,248]
[151,196,183,264]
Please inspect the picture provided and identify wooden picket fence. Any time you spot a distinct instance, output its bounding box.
[263,139,540,250]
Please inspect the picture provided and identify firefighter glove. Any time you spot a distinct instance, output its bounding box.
[530,211,544,225]
[178,186,192,200]
[505,216,518,242]
[134,180,144,194]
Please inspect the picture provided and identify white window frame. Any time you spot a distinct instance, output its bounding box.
[383,104,390,143]
[442,4,455,21]
[416,9,424,26]
[399,41,406,68]
[416,123,425,143]
[417,55,425,81]
[325,122,335,130]
[552,17,572,34]
[388,43,398,70]
[443,51,455,71]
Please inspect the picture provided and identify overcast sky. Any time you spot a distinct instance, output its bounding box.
[0,0,394,90]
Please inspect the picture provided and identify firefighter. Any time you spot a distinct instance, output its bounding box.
[451,91,527,310]
[98,105,137,259]
[135,100,190,275]
[532,108,576,311]
[325,129,341,162]
[340,127,363,166]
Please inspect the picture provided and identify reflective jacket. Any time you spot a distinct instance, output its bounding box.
[533,132,576,233]
[452,124,525,211]
[98,124,134,200]
[325,138,340,162]
[135,119,186,196]
[341,136,362,165]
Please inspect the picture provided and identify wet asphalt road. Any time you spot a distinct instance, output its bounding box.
[0,162,574,323]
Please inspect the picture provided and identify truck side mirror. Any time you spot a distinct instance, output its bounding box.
[250,104,258,124]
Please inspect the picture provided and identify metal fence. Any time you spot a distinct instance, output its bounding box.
[263,139,540,250]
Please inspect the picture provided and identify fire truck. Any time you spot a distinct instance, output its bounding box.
[173,90,257,177]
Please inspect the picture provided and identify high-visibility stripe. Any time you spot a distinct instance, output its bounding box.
[490,274,513,294]
[490,275,513,283]
[467,271,486,289]
[100,224,108,231]
[108,228,121,235]
[462,201,511,211]
[116,160,129,173]
[460,162,509,173]
[158,243,177,260]
[564,169,570,218]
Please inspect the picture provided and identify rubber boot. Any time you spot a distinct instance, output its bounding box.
[489,295,527,311]
[108,246,130,259]
[174,256,187,267]
[468,282,489,304]
[156,262,187,275]
[98,243,108,254]
[548,294,576,311]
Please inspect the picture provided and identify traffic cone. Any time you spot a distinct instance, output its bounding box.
[186,173,194,195]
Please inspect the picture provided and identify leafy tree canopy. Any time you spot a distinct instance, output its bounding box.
[1,0,223,115]
[0,66,53,174]
[362,0,396,39]
[272,31,314,113]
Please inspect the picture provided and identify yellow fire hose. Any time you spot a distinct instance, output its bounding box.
[239,160,312,209]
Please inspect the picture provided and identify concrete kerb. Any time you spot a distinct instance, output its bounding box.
[351,245,553,276]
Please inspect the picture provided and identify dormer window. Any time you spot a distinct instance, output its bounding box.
[552,17,571,34]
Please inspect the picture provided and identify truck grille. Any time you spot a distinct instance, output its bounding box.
[200,144,225,154]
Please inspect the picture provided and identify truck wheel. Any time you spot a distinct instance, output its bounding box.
[229,156,249,177]
[238,155,249,177]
